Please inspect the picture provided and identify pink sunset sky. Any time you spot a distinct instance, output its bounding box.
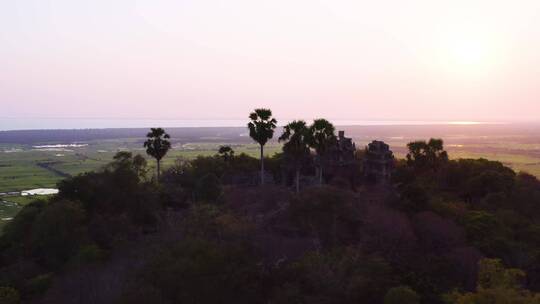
[1,0,539,124]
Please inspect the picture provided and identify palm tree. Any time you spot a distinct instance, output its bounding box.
[308,119,336,185]
[279,120,310,193]
[143,127,171,181]
[248,108,277,185]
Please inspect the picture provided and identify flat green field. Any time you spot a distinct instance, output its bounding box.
[390,149,540,178]
[0,195,43,230]
[0,151,66,192]
[0,141,283,232]
[1,129,540,232]
[0,200,20,230]
[2,138,540,194]
[449,150,540,177]
[0,141,283,193]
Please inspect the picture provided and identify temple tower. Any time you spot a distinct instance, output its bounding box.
[363,141,394,182]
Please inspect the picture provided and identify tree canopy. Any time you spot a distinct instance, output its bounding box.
[279,120,311,192]
[248,108,277,185]
[144,127,171,180]
[406,138,448,170]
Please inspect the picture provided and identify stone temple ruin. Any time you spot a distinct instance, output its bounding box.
[321,131,358,186]
[263,130,395,188]
[363,140,394,183]
[329,131,357,165]
[325,132,394,185]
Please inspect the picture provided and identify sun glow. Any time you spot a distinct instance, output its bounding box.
[450,39,488,66]
[432,25,503,78]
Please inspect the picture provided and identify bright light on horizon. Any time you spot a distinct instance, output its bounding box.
[447,121,484,125]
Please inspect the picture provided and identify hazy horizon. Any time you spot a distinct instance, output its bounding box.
[1,117,539,132]
[2,1,540,123]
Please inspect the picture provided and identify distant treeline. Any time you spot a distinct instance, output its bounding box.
[1,124,539,145]
[0,127,251,144]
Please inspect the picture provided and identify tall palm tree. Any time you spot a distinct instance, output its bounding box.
[143,127,171,181]
[308,119,336,185]
[248,108,277,185]
[279,120,310,193]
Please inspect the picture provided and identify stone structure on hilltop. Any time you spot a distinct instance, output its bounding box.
[329,131,356,165]
[278,130,394,189]
[363,140,394,183]
[323,131,359,187]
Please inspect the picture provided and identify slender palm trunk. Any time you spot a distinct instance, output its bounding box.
[260,144,264,185]
[317,155,325,185]
[332,209,337,246]
[157,159,161,181]
[295,168,300,193]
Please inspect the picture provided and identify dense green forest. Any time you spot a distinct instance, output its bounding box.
[2,112,540,303]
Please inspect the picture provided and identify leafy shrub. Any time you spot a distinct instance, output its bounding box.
[25,273,53,296]
[0,200,46,250]
[276,248,395,304]
[195,173,222,203]
[446,259,540,303]
[384,286,420,304]
[133,239,261,304]
[462,211,502,243]
[71,244,107,265]
[182,204,221,238]
[397,184,429,212]
[0,287,20,304]
[290,186,358,247]
[30,200,87,269]
[118,285,168,304]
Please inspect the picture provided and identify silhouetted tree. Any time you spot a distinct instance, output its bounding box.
[406,138,448,170]
[290,186,358,247]
[195,173,222,203]
[248,109,277,185]
[279,120,310,193]
[277,248,395,303]
[110,151,148,180]
[143,128,171,181]
[127,238,262,304]
[0,287,20,304]
[307,119,336,185]
[384,286,420,304]
[31,200,86,268]
[218,145,235,161]
[446,259,540,303]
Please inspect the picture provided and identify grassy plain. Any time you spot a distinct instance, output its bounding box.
[1,131,540,193]
[0,141,283,193]
[0,195,48,230]
[1,124,539,231]
[0,140,283,231]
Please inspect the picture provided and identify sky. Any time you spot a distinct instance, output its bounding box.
[1,0,539,127]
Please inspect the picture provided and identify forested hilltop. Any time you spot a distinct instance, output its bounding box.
[2,111,540,304]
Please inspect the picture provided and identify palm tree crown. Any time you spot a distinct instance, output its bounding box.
[279,120,310,192]
[308,119,336,156]
[307,119,336,185]
[248,108,277,185]
[279,120,310,158]
[248,109,277,146]
[143,128,171,180]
